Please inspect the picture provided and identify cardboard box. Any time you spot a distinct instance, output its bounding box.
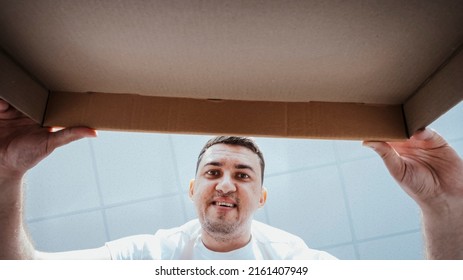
[1,1,462,140]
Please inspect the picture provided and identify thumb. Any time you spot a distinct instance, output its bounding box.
[363,141,406,182]
[411,128,448,148]
[48,127,97,151]
[0,99,9,112]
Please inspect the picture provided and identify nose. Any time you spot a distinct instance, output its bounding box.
[215,175,236,194]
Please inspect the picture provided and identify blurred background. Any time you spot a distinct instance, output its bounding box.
[25,102,462,260]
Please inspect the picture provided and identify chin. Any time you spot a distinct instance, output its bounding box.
[202,217,240,236]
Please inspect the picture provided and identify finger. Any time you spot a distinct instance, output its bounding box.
[48,127,97,151]
[363,141,406,182]
[0,99,28,120]
[384,128,448,152]
[0,99,10,112]
[411,127,447,147]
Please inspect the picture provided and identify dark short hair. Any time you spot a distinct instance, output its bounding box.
[196,136,265,184]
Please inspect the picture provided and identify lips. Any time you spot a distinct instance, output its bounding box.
[213,201,236,208]
[212,198,237,208]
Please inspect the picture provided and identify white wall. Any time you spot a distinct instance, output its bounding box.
[25,102,463,259]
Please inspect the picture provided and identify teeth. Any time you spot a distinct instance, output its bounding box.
[215,202,235,208]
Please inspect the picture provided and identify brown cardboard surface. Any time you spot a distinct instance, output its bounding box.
[404,47,463,134]
[44,91,406,141]
[0,1,462,140]
[0,49,48,123]
[1,1,462,103]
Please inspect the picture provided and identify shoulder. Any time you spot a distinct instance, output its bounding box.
[156,219,201,239]
[251,220,302,243]
[251,220,337,260]
[106,220,201,259]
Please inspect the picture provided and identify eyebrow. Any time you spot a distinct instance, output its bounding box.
[204,161,256,173]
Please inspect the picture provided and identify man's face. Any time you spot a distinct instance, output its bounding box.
[189,144,267,239]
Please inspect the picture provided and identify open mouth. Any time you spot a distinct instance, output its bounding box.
[213,201,237,208]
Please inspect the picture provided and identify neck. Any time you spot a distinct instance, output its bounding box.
[201,228,252,252]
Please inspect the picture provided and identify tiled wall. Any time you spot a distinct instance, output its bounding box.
[25,102,463,259]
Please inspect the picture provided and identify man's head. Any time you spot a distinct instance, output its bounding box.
[195,136,265,184]
[189,136,267,251]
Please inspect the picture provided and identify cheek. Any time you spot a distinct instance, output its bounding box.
[241,189,263,207]
[192,187,211,205]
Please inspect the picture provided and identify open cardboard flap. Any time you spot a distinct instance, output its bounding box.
[1,1,462,140]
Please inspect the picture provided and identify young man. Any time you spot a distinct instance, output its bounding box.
[0,99,462,259]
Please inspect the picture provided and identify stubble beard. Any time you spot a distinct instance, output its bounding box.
[201,209,242,243]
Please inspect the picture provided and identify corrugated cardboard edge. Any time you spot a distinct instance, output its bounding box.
[0,49,49,123]
[44,91,407,141]
[0,47,410,140]
[404,45,463,134]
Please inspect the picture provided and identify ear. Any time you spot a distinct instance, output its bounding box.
[189,179,196,200]
[258,186,268,208]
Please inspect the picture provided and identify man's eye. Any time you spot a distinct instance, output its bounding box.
[206,170,220,176]
[237,173,250,179]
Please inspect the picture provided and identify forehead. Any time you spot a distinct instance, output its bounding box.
[199,144,261,168]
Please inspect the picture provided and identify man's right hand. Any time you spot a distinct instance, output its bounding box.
[0,99,97,180]
[0,99,97,259]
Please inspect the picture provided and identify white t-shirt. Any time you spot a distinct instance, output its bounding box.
[105,219,336,260]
